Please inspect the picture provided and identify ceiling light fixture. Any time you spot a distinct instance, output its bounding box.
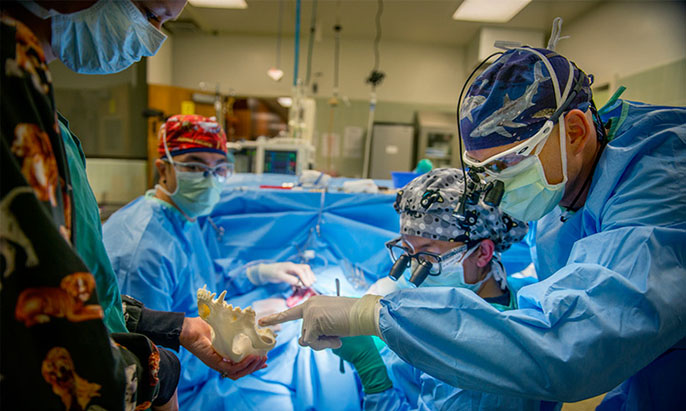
[267,67,284,81]
[277,97,293,107]
[452,0,531,23]
[188,0,247,9]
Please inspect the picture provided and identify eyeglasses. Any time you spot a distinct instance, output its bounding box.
[462,120,554,176]
[385,237,468,277]
[164,159,234,183]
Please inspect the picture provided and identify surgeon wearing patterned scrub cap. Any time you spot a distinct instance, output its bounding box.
[327,169,538,410]
[390,168,527,305]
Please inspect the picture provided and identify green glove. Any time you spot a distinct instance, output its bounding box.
[332,336,393,394]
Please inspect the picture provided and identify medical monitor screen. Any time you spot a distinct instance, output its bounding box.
[264,150,297,175]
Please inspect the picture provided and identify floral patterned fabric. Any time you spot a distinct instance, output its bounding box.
[157,114,228,157]
[0,15,164,410]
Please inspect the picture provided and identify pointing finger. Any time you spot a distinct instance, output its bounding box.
[259,304,304,326]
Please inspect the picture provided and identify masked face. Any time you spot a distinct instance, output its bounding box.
[157,119,231,218]
[495,118,568,222]
[395,236,465,287]
[24,0,168,74]
[158,151,230,218]
[165,170,223,218]
[420,244,492,292]
[462,48,582,222]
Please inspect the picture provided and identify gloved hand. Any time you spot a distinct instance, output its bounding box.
[246,262,316,287]
[332,336,393,394]
[258,294,383,350]
[252,297,288,332]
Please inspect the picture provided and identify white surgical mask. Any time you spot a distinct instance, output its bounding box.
[24,0,167,74]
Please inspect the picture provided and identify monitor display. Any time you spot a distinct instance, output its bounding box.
[264,150,298,175]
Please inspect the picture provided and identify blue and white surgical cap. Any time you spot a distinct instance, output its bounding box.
[394,168,527,252]
[460,47,593,151]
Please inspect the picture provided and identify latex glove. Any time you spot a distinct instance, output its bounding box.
[332,336,393,394]
[252,297,288,332]
[180,316,267,379]
[259,294,382,350]
[247,262,316,287]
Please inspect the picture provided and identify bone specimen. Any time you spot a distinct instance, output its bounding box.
[197,285,276,362]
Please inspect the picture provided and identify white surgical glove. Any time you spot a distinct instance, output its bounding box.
[252,297,288,332]
[258,294,383,350]
[246,262,316,287]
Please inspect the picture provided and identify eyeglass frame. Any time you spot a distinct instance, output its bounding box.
[384,237,469,277]
[163,158,234,183]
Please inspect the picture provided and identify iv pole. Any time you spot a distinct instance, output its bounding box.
[361,0,385,178]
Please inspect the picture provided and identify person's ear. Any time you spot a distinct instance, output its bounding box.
[473,239,495,268]
[155,159,172,187]
[564,109,592,156]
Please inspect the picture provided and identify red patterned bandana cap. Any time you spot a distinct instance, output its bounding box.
[157,114,228,158]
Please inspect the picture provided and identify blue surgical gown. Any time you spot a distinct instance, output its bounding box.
[103,192,361,410]
[378,100,686,408]
[366,290,546,411]
[367,347,544,411]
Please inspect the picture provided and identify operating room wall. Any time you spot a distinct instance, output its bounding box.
[617,58,686,107]
[557,0,686,104]
[147,29,174,86]
[313,98,454,178]
[166,34,464,106]
[50,61,148,159]
[150,2,686,178]
[51,60,150,208]
[153,33,464,176]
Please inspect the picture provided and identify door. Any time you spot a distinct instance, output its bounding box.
[369,123,415,180]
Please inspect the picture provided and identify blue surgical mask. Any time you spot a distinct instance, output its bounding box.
[405,245,489,292]
[497,119,568,222]
[157,124,227,218]
[159,170,222,218]
[24,0,167,74]
[421,245,488,291]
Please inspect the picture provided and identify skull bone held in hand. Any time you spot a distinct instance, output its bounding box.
[197,286,277,362]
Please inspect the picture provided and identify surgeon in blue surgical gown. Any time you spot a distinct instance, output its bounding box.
[260,46,686,410]
[104,114,360,410]
[333,168,550,410]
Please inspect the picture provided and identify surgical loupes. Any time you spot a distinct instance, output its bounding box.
[408,260,433,287]
[388,254,411,280]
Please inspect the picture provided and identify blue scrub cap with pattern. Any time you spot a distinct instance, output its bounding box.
[460,47,593,151]
[394,168,527,252]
